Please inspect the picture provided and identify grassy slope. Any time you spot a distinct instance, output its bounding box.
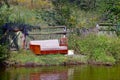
[5,1,118,66]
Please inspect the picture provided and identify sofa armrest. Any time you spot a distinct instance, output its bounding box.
[59,37,68,46]
[30,44,41,55]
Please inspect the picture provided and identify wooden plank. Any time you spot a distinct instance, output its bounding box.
[99,23,117,26]
[40,26,66,29]
[28,31,67,35]
[99,29,116,31]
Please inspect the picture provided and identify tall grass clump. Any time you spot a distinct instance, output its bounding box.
[68,34,120,63]
[68,34,81,54]
[78,34,115,63]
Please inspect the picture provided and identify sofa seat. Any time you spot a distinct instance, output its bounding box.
[29,39,68,55]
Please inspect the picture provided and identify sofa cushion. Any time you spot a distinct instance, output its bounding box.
[30,39,61,50]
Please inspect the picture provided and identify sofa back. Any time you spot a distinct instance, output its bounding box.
[30,39,60,50]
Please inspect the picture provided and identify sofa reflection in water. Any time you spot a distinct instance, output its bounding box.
[8,68,74,80]
[30,69,74,80]
[30,71,67,80]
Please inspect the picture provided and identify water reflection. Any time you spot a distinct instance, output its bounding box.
[0,66,74,80]
[1,65,120,80]
[30,71,68,80]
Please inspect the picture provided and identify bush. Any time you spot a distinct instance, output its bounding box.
[78,34,117,63]
[0,5,11,26]
[68,34,81,54]
[68,34,120,63]
[107,38,120,61]
[0,45,9,62]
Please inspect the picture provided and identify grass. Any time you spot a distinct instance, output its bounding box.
[68,34,120,64]
[0,45,9,62]
[7,50,87,67]
[6,33,120,67]
[70,9,100,28]
[1,1,118,66]
[7,34,120,66]
[1,2,101,28]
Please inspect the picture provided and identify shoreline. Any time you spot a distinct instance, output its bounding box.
[4,51,115,68]
[4,59,113,68]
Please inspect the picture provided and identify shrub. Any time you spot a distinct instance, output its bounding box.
[68,34,81,54]
[107,38,120,61]
[0,5,11,26]
[0,45,9,62]
[78,34,117,62]
[68,34,120,63]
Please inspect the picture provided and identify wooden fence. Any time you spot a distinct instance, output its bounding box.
[25,26,67,49]
[68,23,120,37]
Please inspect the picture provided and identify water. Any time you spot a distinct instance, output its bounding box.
[0,65,120,80]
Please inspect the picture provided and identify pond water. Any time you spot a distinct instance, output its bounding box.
[0,65,120,80]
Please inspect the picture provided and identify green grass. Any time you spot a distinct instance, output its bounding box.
[0,45,9,62]
[7,50,87,66]
[1,1,118,66]
[70,9,100,28]
[7,33,120,66]
[68,34,120,64]
[1,3,101,28]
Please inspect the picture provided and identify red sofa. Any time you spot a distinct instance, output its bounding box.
[29,39,68,55]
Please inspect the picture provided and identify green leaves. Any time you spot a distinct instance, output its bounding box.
[104,0,120,23]
[0,45,9,62]
[0,5,11,26]
[8,6,37,25]
[68,34,120,63]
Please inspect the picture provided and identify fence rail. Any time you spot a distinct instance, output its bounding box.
[25,26,67,49]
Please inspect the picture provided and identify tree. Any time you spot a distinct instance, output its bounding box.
[0,0,10,8]
[3,0,10,8]
[104,0,120,23]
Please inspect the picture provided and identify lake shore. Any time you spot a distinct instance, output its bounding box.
[4,51,114,67]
